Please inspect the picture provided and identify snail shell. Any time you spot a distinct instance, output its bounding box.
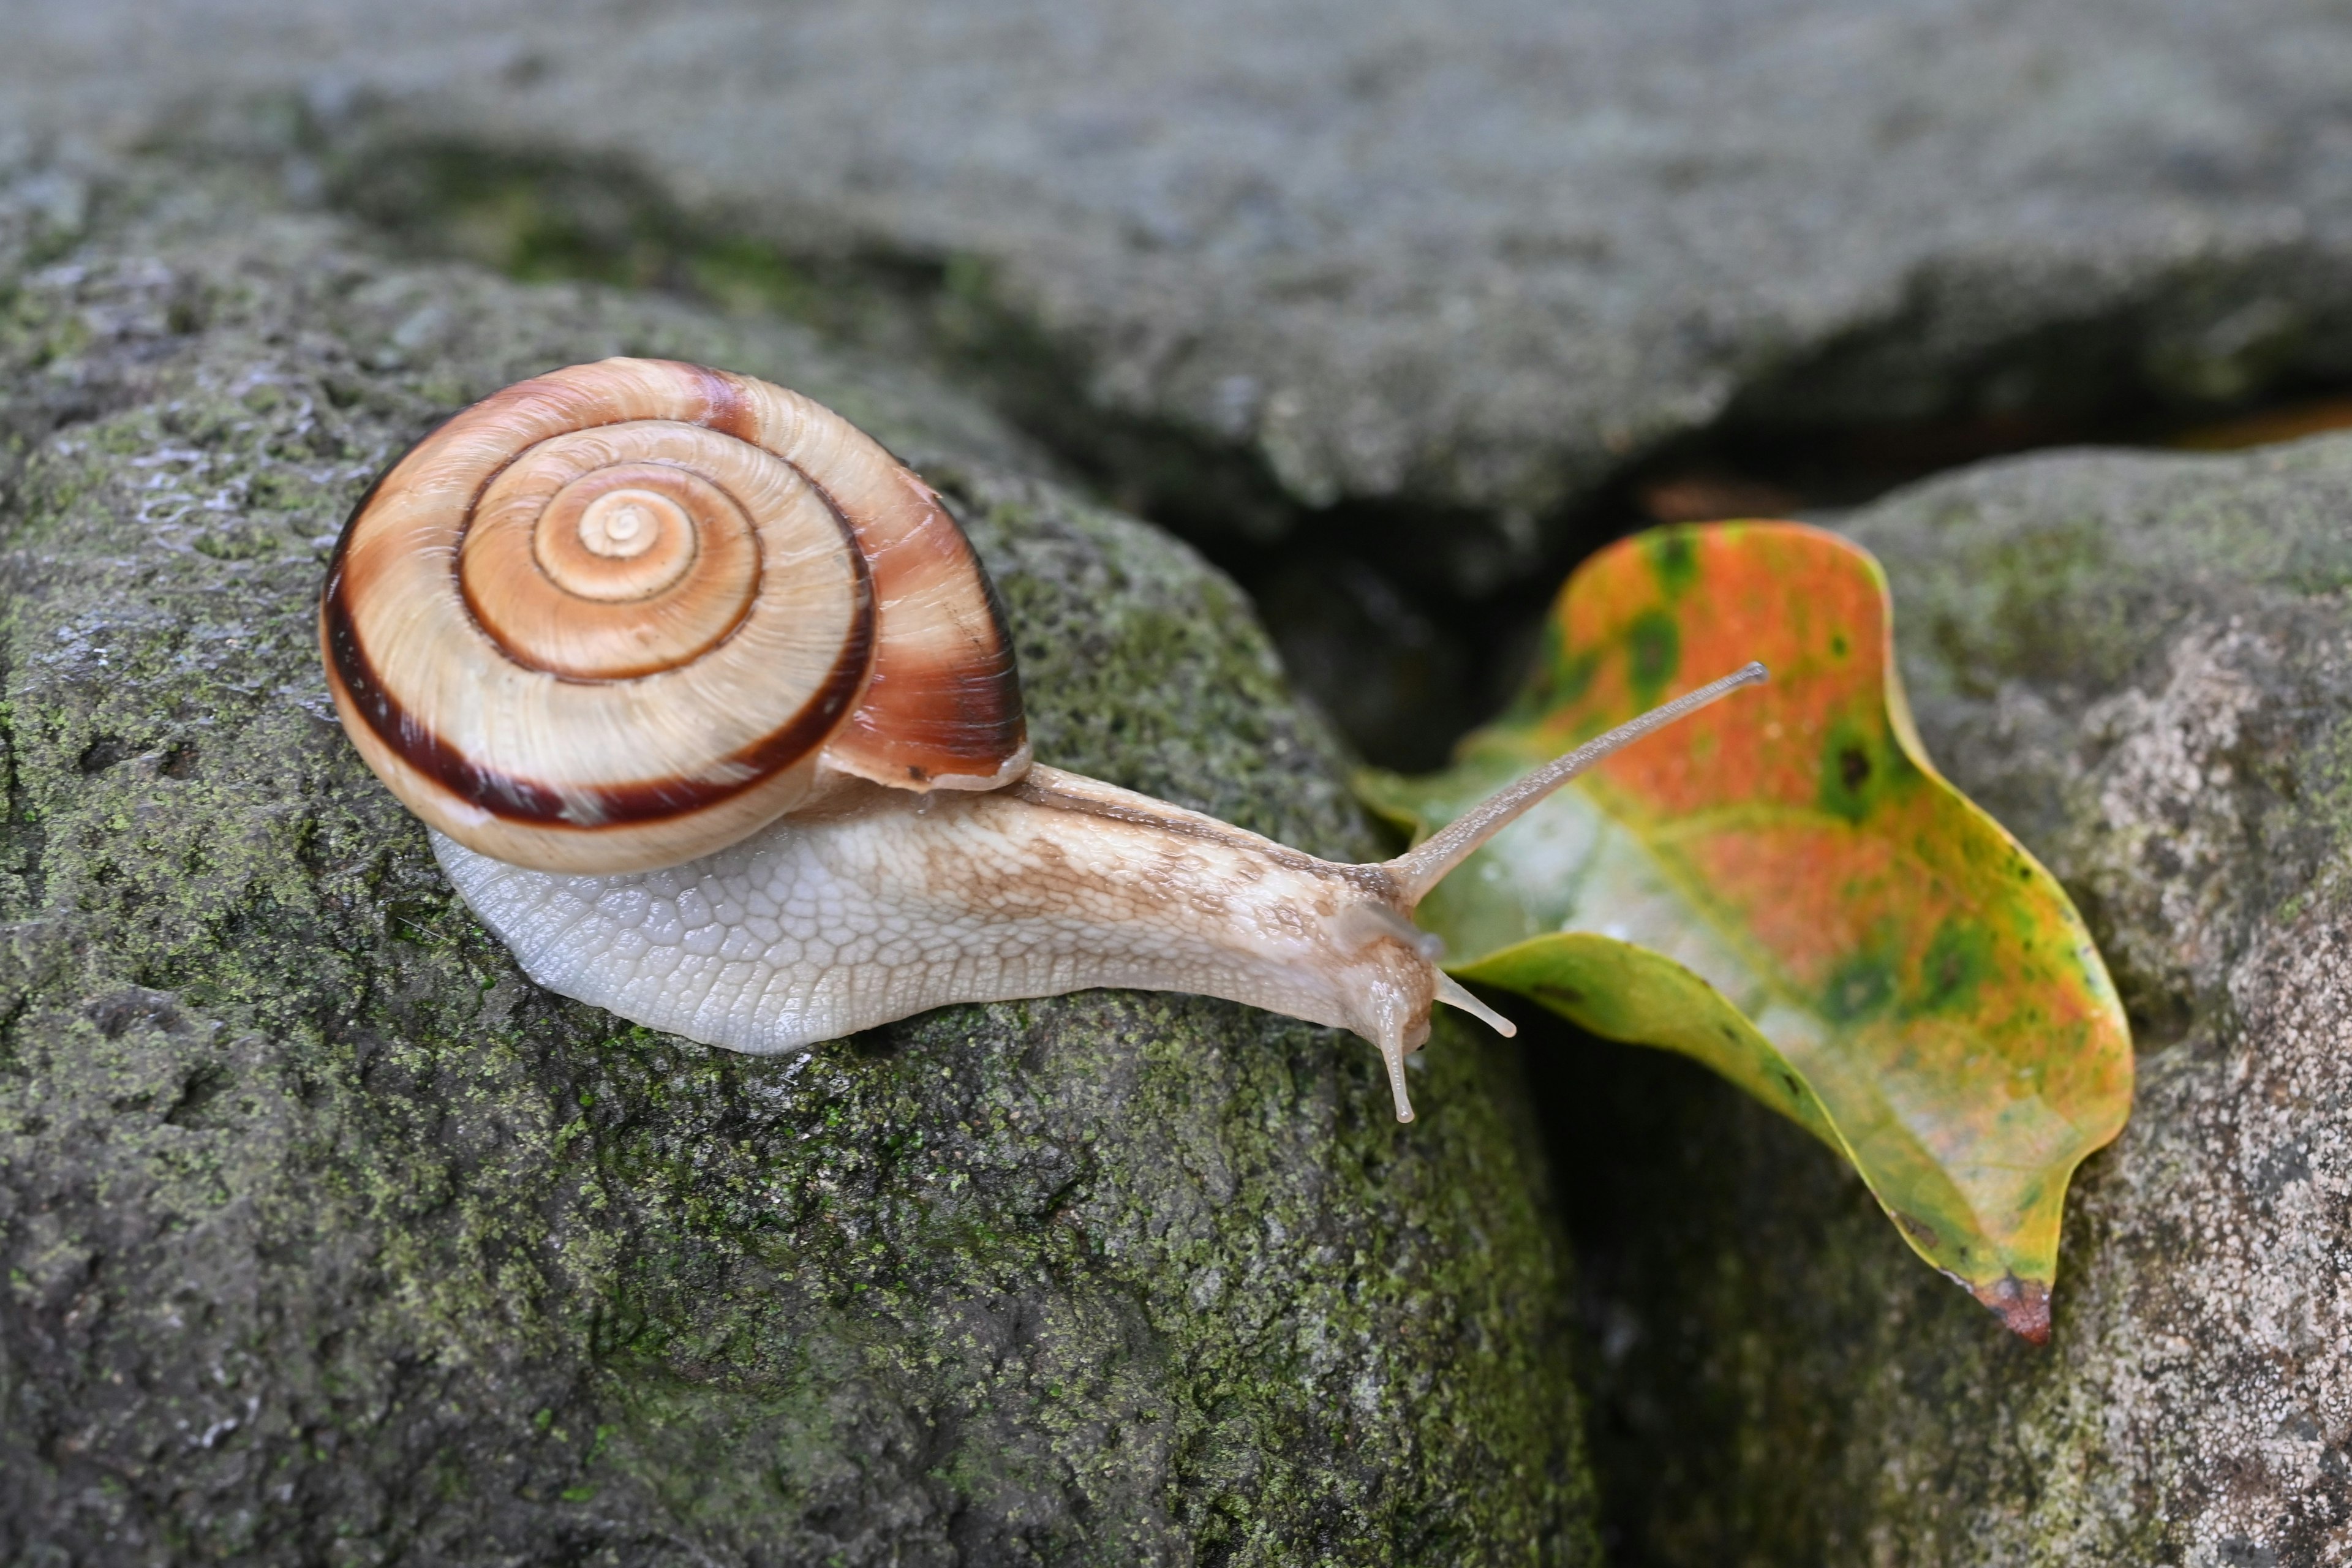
[320,358,1027,873]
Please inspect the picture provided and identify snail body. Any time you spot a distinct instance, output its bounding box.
[322,359,1763,1121]
[434,767,1464,1115]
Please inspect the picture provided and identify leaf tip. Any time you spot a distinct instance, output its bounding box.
[1972,1273,2052,1344]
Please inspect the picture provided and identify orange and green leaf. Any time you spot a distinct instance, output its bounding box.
[1357,522,2133,1340]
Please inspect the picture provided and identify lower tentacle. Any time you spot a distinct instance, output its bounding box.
[1381,1031,1417,1123]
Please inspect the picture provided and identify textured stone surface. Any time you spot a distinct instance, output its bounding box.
[0,156,1595,1565]
[10,0,2352,568]
[1558,438,2352,1566]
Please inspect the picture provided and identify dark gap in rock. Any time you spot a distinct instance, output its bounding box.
[0,984,29,1078]
[845,1028,908,1061]
[163,1060,234,1128]
[1635,383,2352,520]
[75,734,136,775]
[1514,1002,1854,1568]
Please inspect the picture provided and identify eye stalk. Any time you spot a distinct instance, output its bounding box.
[1384,661,1771,903]
[323,358,1768,1121]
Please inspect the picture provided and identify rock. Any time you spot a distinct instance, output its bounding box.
[1555,437,2352,1565]
[11,0,2352,569]
[0,154,1595,1565]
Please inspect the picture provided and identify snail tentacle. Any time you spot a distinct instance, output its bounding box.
[1382,660,1769,903]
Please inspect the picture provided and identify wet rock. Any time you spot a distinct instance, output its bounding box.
[0,156,1594,1566]
[1562,437,2352,1566]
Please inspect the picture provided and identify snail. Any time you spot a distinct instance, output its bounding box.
[320,358,1765,1122]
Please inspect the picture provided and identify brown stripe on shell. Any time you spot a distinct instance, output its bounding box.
[688,362,760,443]
[651,360,1025,788]
[320,545,875,828]
[815,467,1027,786]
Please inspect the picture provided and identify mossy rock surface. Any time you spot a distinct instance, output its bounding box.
[0,158,1594,1566]
[1563,439,2352,1567]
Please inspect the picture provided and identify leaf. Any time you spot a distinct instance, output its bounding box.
[1357,522,2133,1340]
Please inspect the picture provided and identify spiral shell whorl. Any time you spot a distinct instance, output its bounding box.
[321,358,1027,873]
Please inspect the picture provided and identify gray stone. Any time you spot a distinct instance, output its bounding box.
[0,154,1594,1566]
[1560,436,2352,1566]
[9,0,2352,577]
